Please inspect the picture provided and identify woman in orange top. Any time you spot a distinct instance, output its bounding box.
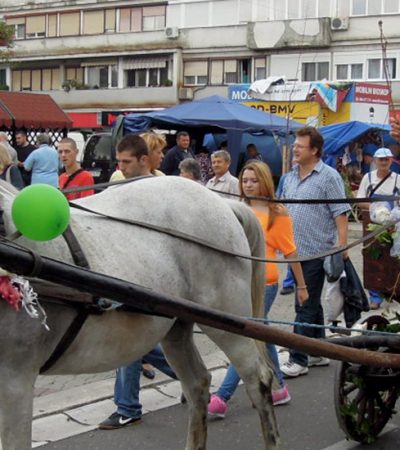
[208,161,308,417]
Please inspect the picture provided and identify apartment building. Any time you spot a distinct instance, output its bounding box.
[0,0,399,128]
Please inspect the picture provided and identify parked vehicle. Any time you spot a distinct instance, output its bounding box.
[81,132,115,184]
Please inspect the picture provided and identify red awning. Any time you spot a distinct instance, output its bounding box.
[0,92,72,129]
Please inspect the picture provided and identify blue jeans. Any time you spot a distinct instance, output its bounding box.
[115,345,177,418]
[216,284,284,402]
[290,259,325,367]
[282,266,295,289]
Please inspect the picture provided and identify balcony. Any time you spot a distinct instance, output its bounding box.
[248,18,331,50]
[49,86,178,110]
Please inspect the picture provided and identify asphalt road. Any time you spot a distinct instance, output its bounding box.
[42,363,400,450]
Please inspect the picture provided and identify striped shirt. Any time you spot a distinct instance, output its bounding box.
[281,160,350,257]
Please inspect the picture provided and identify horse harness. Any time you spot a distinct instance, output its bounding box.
[38,225,156,374]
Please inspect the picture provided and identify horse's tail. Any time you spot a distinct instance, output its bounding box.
[227,200,265,320]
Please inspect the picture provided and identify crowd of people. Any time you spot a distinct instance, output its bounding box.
[1,118,400,429]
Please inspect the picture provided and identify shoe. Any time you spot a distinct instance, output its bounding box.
[98,412,141,430]
[208,394,228,418]
[308,356,330,367]
[142,368,156,379]
[369,302,380,310]
[280,286,295,295]
[281,361,308,378]
[272,384,291,406]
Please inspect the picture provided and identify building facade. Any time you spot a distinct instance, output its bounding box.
[0,0,399,128]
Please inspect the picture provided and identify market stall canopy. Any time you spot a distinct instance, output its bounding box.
[0,92,72,129]
[122,95,302,135]
[320,121,392,160]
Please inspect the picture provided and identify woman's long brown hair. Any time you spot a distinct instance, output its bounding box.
[238,160,288,229]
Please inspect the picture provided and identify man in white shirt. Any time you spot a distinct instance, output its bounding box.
[206,150,239,197]
[357,147,400,209]
[357,147,400,310]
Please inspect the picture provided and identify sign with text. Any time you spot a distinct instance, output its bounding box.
[353,82,391,104]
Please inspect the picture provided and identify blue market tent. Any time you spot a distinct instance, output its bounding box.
[118,95,301,175]
[320,121,393,166]
[122,95,302,135]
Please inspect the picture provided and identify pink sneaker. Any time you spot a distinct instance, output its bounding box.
[208,394,228,418]
[272,384,291,406]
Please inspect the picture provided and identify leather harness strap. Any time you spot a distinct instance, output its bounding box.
[39,226,92,374]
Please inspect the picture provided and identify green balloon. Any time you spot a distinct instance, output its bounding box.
[11,184,70,241]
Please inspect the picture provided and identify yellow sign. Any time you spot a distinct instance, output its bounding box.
[243,101,320,124]
[321,103,351,126]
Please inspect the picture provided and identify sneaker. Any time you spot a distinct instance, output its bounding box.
[281,361,308,378]
[208,394,228,418]
[98,412,141,430]
[272,384,291,406]
[308,356,330,367]
[280,286,295,295]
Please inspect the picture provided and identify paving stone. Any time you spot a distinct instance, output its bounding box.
[64,399,116,426]
[32,413,95,443]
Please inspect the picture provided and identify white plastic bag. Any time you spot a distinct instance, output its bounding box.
[324,271,346,322]
[369,201,391,224]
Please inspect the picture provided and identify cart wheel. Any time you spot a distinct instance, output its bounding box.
[334,316,399,443]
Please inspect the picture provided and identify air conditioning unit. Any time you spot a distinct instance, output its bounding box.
[165,27,179,39]
[330,17,349,31]
[178,87,193,100]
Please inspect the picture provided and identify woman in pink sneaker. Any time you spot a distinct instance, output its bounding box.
[208,161,309,418]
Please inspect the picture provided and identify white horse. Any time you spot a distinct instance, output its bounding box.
[0,177,279,450]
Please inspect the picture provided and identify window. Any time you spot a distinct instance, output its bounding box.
[224,60,237,84]
[119,6,165,33]
[302,62,329,81]
[11,68,60,91]
[336,63,363,80]
[124,58,169,87]
[59,12,80,36]
[255,58,267,80]
[184,61,208,86]
[368,58,396,79]
[368,0,382,13]
[105,9,116,32]
[210,60,223,85]
[87,65,118,88]
[352,0,366,15]
[48,14,57,37]
[142,6,165,31]
[0,69,6,87]
[65,67,84,84]
[383,0,399,13]
[83,10,104,35]
[6,18,26,39]
[26,15,46,38]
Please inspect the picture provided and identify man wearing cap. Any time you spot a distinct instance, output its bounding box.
[357,147,400,309]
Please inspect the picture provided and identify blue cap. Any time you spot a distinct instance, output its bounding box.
[374,147,393,158]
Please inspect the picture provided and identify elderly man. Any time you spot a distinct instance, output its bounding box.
[161,131,194,175]
[206,150,239,196]
[99,134,177,430]
[357,147,400,309]
[23,133,60,187]
[280,126,350,378]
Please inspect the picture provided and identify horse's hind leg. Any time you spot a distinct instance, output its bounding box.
[162,320,211,450]
[202,327,280,450]
[0,369,36,450]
